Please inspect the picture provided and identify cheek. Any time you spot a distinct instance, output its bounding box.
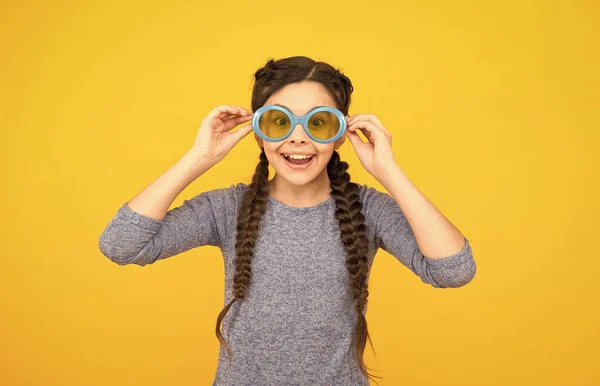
[315,145,335,159]
[261,145,281,164]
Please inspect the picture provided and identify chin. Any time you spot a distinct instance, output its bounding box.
[279,173,320,186]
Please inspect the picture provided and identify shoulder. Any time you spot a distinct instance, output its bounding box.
[182,183,250,242]
[193,182,250,209]
[353,182,403,230]
[355,182,396,213]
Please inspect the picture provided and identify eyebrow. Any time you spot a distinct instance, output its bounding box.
[273,103,329,113]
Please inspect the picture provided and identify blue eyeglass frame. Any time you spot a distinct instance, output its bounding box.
[251,105,347,144]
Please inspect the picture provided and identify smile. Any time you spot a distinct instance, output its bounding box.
[280,154,315,170]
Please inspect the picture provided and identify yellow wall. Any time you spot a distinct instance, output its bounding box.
[1,1,598,385]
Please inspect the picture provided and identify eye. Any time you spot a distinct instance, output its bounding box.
[311,119,324,126]
[275,118,288,125]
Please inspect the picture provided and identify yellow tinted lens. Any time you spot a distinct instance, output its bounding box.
[259,110,291,139]
[307,111,339,140]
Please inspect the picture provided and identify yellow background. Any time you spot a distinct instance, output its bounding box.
[1,1,598,385]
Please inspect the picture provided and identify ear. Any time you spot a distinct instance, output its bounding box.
[334,134,346,149]
[254,132,264,148]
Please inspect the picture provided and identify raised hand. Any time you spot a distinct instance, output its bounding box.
[191,105,253,164]
[345,114,397,179]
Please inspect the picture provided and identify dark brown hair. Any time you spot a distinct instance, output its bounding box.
[215,56,381,384]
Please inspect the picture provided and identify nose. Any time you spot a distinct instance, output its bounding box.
[287,123,309,143]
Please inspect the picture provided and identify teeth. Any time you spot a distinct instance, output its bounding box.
[284,154,313,160]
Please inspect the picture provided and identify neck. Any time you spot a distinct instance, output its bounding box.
[268,169,332,207]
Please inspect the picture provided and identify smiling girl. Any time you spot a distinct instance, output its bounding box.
[99,56,476,386]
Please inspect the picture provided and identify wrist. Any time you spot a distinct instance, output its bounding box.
[182,149,217,177]
[374,162,402,182]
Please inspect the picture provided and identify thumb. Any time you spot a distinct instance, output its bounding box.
[345,130,363,150]
[232,123,254,143]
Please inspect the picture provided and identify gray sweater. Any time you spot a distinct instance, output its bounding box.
[98,182,476,385]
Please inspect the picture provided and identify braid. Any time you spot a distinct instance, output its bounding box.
[328,150,382,385]
[217,55,379,383]
[215,148,270,365]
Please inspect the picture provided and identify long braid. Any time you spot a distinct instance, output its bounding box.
[328,150,382,385]
[216,55,381,384]
[215,149,270,365]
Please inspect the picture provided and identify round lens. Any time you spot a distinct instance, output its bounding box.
[258,109,291,139]
[307,111,340,140]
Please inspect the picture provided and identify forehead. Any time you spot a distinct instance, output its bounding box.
[264,81,336,116]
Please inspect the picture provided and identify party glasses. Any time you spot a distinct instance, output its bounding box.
[251,105,347,144]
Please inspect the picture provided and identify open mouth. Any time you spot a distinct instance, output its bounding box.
[281,154,315,169]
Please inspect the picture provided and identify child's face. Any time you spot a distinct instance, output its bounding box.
[254,80,346,187]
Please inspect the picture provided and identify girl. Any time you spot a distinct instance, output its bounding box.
[99,56,476,386]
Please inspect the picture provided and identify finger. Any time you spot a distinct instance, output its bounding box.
[347,115,392,144]
[209,105,238,119]
[223,106,252,119]
[347,114,392,144]
[220,105,251,115]
[212,109,252,128]
[223,110,253,122]
[223,114,252,131]
[230,105,251,116]
[210,105,251,119]
[218,111,251,122]
[345,129,367,152]
[231,123,254,143]
[347,114,385,132]
[347,121,381,143]
[349,117,392,144]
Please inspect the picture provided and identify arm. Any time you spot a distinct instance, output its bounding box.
[98,150,221,266]
[126,149,215,221]
[374,165,476,288]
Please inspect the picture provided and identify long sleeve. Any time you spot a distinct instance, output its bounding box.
[98,185,237,266]
[372,190,476,288]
